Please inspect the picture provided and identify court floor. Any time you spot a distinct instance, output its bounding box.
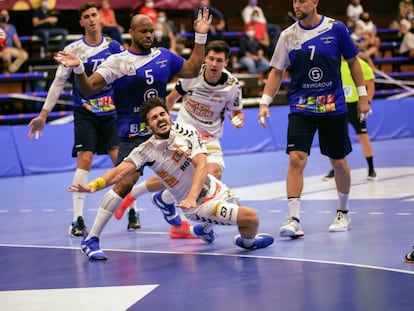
[1,137,413,310]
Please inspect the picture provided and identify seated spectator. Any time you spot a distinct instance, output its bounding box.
[346,0,364,30]
[238,24,270,84]
[135,0,157,23]
[0,9,28,73]
[390,0,414,29]
[351,23,377,68]
[32,0,68,57]
[399,19,414,57]
[354,12,380,56]
[241,0,267,24]
[99,0,125,46]
[244,9,270,50]
[153,22,175,53]
[155,11,180,54]
[194,0,225,37]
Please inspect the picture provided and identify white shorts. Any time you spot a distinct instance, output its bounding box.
[182,175,239,226]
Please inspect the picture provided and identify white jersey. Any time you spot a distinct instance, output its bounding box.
[175,65,243,138]
[125,121,207,202]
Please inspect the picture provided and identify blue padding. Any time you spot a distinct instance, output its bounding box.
[11,124,113,176]
[0,126,23,177]
[1,98,414,177]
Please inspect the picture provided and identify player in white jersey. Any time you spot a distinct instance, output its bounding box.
[69,97,273,260]
[116,40,244,238]
[28,3,124,237]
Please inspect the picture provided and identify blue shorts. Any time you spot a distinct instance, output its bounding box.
[72,108,118,157]
[286,113,352,159]
[117,135,152,174]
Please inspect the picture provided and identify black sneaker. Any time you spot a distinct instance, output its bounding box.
[69,216,87,237]
[127,208,141,230]
[367,170,377,181]
[322,169,335,181]
[405,247,414,264]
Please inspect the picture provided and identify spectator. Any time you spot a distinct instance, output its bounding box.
[32,0,68,57]
[153,22,172,50]
[155,11,180,54]
[194,0,225,37]
[351,23,377,68]
[238,24,270,85]
[390,0,414,29]
[399,19,414,57]
[241,0,267,24]
[244,9,270,50]
[136,0,157,23]
[346,0,364,30]
[0,9,28,73]
[99,0,125,46]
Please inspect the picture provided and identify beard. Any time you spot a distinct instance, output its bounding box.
[295,10,309,20]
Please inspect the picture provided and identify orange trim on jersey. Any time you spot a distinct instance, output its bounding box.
[199,181,221,205]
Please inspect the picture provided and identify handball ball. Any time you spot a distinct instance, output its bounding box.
[0,28,7,52]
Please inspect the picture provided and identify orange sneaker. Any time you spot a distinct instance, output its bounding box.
[168,220,200,239]
[114,193,135,220]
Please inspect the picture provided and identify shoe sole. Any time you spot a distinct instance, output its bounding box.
[280,228,304,239]
[68,224,86,237]
[404,253,414,264]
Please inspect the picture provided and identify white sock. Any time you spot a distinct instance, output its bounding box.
[337,191,349,211]
[288,197,301,220]
[241,237,255,248]
[161,190,175,205]
[130,181,149,199]
[72,168,89,221]
[87,189,122,239]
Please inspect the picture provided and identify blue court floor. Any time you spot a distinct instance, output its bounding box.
[1,137,414,310]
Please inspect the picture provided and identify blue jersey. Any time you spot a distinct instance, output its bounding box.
[270,16,359,115]
[96,47,184,139]
[58,36,123,116]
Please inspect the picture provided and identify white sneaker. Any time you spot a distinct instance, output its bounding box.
[280,217,304,238]
[328,210,351,232]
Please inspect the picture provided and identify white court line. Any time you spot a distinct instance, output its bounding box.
[1,243,413,276]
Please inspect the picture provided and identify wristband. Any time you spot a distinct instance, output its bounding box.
[88,177,106,191]
[194,33,207,44]
[357,86,367,97]
[261,94,273,105]
[73,61,85,74]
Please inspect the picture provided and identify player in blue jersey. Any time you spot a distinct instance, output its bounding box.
[257,0,371,238]
[54,9,212,259]
[28,3,126,237]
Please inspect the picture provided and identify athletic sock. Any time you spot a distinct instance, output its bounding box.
[72,168,88,221]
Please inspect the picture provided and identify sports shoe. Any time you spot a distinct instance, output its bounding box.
[81,235,107,260]
[328,210,351,232]
[114,193,135,220]
[322,169,335,181]
[405,247,414,264]
[169,220,199,239]
[190,224,215,243]
[151,191,182,227]
[69,216,87,237]
[127,208,141,230]
[280,217,304,238]
[367,170,377,181]
[234,233,274,250]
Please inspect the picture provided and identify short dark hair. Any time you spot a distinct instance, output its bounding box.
[206,40,230,60]
[79,2,97,19]
[139,97,168,123]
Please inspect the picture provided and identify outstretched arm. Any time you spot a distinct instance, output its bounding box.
[177,7,212,78]
[54,52,107,96]
[68,160,137,193]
